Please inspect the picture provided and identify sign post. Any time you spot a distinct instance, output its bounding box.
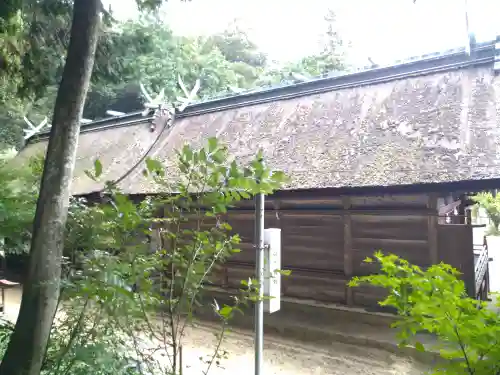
[254,192,265,375]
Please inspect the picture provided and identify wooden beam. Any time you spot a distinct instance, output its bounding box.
[342,196,354,306]
[438,199,462,216]
[427,193,439,264]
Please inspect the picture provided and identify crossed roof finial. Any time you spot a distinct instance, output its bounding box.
[140,83,167,117]
[23,116,51,140]
[139,76,201,117]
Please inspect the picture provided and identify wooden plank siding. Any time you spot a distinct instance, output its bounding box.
[171,191,476,308]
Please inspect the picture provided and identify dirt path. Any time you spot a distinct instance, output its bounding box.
[3,287,428,374]
[176,324,428,375]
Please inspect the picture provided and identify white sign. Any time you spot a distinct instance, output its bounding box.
[263,228,281,314]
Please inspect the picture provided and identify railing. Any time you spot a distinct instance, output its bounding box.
[474,244,489,299]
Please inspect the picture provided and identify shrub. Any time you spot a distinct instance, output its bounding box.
[41,137,286,375]
[472,192,500,235]
[349,251,500,375]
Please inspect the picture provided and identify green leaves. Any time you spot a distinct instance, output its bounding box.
[276,269,292,276]
[472,192,500,235]
[55,137,289,375]
[208,136,218,153]
[0,154,40,255]
[172,137,287,198]
[217,305,234,320]
[414,341,425,353]
[145,157,164,177]
[94,159,103,178]
[350,252,500,374]
[84,158,103,181]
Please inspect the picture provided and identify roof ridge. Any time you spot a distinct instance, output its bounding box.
[25,38,498,145]
[192,42,485,103]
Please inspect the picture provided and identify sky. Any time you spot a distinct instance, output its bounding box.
[106,0,499,67]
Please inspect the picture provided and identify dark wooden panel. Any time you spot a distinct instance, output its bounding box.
[342,197,353,305]
[230,199,277,210]
[281,210,343,218]
[427,194,439,264]
[168,189,467,309]
[437,224,474,297]
[227,243,255,263]
[281,212,344,270]
[207,265,228,286]
[226,211,279,263]
[353,284,389,310]
[278,196,343,209]
[351,215,428,241]
[351,214,428,224]
[352,248,430,276]
[283,270,346,303]
[353,238,428,249]
[281,243,344,270]
[350,194,429,208]
[225,265,254,289]
[352,238,429,275]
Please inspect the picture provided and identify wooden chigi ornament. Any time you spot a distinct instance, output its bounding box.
[22,116,51,140]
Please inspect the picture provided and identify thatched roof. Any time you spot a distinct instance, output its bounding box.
[19,40,500,196]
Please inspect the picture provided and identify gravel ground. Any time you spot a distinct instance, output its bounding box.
[3,287,428,375]
[175,324,428,375]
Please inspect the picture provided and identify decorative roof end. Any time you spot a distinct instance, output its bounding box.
[494,35,500,74]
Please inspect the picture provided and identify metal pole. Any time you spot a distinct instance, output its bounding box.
[254,191,265,375]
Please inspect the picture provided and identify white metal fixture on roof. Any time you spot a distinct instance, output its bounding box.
[176,75,201,112]
[23,116,51,140]
[106,110,126,117]
[290,72,310,82]
[140,83,166,116]
[139,76,201,117]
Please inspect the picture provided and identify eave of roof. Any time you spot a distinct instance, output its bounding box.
[81,177,500,202]
[26,39,498,145]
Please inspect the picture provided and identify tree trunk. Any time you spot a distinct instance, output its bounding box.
[0,1,101,374]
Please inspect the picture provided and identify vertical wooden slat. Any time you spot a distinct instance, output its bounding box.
[458,194,466,224]
[427,193,439,264]
[466,209,472,225]
[342,196,353,306]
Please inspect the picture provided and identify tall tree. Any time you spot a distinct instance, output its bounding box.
[84,18,251,118]
[0,1,101,374]
[256,9,347,85]
[202,22,267,67]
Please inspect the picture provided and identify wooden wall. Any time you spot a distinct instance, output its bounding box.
[208,191,476,309]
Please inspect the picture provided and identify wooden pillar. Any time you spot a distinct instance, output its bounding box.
[458,194,466,224]
[427,193,439,264]
[466,209,472,225]
[342,196,353,306]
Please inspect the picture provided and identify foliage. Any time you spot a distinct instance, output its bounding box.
[0,138,288,374]
[471,192,500,235]
[349,251,500,375]
[0,4,348,148]
[200,23,266,89]
[0,2,25,87]
[0,318,15,359]
[85,17,249,119]
[0,152,43,255]
[14,137,287,375]
[255,9,346,86]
